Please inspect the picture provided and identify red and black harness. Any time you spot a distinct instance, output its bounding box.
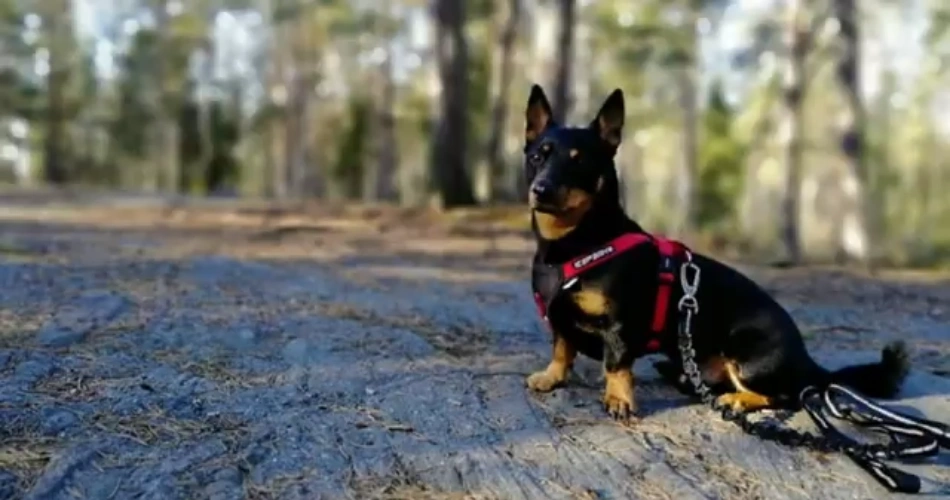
[531,232,688,354]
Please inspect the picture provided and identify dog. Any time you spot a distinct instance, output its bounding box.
[522,84,909,420]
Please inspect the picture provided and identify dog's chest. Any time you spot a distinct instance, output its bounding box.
[532,260,626,338]
[547,306,611,341]
[567,287,612,330]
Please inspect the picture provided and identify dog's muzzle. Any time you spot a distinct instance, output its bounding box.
[529,179,564,213]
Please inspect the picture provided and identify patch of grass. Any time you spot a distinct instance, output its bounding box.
[0,309,50,347]
[87,407,247,447]
[354,484,493,500]
[617,477,673,500]
[0,241,31,257]
[243,469,315,500]
[320,405,416,434]
[0,436,60,491]
[182,360,285,389]
[439,205,530,233]
[347,466,495,500]
[150,350,286,390]
[32,372,106,403]
[314,302,493,358]
[0,239,63,264]
[698,459,768,497]
[249,224,331,242]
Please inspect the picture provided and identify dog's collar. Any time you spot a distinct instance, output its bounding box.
[532,232,689,353]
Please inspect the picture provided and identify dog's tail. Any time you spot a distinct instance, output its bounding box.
[819,340,910,399]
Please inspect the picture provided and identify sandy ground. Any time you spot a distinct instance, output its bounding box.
[0,191,947,500]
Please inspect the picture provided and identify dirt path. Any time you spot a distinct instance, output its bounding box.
[0,193,948,500]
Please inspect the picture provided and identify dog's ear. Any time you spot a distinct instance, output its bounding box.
[590,89,625,148]
[525,84,553,144]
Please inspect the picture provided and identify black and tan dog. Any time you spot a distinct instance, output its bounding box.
[522,84,909,420]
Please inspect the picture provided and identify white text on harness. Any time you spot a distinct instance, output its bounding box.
[572,246,615,269]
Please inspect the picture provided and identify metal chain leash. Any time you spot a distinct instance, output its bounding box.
[672,250,915,460]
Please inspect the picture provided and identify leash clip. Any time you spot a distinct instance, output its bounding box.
[678,250,701,314]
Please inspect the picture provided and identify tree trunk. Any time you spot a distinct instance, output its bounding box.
[482,0,521,203]
[431,0,475,208]
[197,41,215,193]
[286,11,319,199]
[870,68,894,245]
[516,0,548,201]
[400,41,438,207]
[228,81,253,194]
[375,40,398,201]
[779,0,808,264]
[152,0,180,193]
[43,2,71,185]
[572,9,591,120]
[551,0,575,123]
[833,0,870,265]
[674,13,700,237]
[266,3,289,199]
[284,69,309,198]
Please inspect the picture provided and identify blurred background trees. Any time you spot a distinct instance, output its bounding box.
[1,0,949,267]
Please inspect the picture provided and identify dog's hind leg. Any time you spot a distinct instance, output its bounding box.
[654,356,733,395]
[716,361,775,413]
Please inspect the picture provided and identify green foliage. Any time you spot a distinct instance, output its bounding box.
[696,80,745,231]
[332,94,371,199]
[466,24,492,164]
[178,97,242,194]
[0,5,41,120]
[102,12,242,193]
[111,38,152,160]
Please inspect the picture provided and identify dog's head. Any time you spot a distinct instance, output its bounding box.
[523,84,625,240]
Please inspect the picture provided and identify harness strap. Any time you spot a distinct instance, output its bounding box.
[532,232,687,353]
[533,292,547,323]
[652,238,681,333]
[561,233,652,281]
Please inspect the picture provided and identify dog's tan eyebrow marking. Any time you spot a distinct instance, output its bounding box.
[569,148,579,158]
[541,143,552,152]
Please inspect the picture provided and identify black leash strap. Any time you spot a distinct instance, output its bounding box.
[673,253,949,494]
[801,386,929,493]
[803,383,950,493]
[822,383,950,451]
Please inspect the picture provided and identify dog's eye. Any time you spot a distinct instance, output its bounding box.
[528,153,543,166]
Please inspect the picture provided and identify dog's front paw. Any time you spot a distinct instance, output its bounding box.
[602,393,638,421]
[526,369,566,392]
[602,368,638,421]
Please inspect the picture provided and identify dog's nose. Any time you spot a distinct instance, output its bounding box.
[531,180,555,202]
